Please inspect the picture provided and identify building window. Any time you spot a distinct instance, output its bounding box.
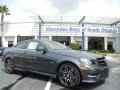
[8,41,14,47]
[52,36,70,46]
[17,36,34,43]
[107,42,113,50]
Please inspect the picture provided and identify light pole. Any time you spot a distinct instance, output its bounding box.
[78,16,86,51]
[81,23,85,51]
[17,34,20,43]
[38,15,44,40]
[38,21,41,40]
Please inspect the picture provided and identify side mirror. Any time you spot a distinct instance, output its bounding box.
[36,46,45,52]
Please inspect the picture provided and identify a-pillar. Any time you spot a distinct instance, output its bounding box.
[34,35,37,39]
[115,36,119,52]
[104,37,107,50]
[2,36,5,47]
[84,36,88,50]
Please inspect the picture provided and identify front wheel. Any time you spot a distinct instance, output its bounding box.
[4,58,15,74]
[58,63,81,88]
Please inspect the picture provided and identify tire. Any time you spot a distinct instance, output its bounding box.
[58,63,81,88]
[4,58,15,74]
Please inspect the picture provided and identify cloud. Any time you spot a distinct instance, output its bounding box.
[15,0,59,16]
[1,0,120,17]
[65,0,120,17]
[49,0,80,14]
[105,0,120,5]
[1,0,59,16]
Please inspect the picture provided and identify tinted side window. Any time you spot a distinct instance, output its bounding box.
[37,42,44,48]
[37,42,48,52]
[15,41,27,49]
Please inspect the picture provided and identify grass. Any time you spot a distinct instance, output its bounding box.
[88,50,115,56]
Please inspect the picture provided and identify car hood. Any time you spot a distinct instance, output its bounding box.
[52,50,103,60]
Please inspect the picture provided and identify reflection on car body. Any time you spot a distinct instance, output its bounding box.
[2,39,109,88]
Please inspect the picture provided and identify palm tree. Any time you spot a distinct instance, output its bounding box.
[0,5,10,47]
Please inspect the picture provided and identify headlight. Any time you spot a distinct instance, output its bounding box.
[81,58,92,66]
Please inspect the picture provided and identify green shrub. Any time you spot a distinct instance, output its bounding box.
[109,48,115,53]
[99,50,110,53]
[69,43,80,50]
[88,49,115,53]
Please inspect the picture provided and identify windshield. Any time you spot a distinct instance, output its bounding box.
[43,41,70,50]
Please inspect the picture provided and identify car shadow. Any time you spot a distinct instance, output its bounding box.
[15,71,105,90]
[15,71,50,82]
[19,71,105,90]
[52,78,105,90]
[1,66,49,82]
[1,67,105,90]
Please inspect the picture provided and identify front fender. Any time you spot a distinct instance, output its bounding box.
[55,56,83,75]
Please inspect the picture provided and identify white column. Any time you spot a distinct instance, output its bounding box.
[104,37,107,50]
[84,36,88,50]
[115,36,119,52]
[2,36,6,47]
[118,37,120,53]
[14,36,17,45]
[71,36,74,43]
[49,36,52,41]
[34,35,37,39]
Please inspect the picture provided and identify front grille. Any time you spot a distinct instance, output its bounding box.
[97,57,107,66]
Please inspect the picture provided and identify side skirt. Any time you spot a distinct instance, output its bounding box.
[15,67,56,78]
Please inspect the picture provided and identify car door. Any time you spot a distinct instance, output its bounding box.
[13,41,29,69]
[24,40,56,74]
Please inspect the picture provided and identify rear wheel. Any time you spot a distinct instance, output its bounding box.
[58,63,81,88]
[4,58,15,74]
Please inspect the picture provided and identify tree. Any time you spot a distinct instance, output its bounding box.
[0,5,10,47]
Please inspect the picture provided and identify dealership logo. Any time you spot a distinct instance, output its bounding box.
[45,27,82,33]
[87,28,118,33]
[44,26,118,33]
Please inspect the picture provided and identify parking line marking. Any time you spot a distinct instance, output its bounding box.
[44,78,52,90]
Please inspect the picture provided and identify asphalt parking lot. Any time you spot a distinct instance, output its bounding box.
[0,56,120,90]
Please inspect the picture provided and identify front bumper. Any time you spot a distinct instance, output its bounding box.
[81,66,109,83]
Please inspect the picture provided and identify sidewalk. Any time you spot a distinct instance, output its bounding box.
[105,54,120,63]
[107,54,120,58]
[111,67,120,76]
[106,54,120,76]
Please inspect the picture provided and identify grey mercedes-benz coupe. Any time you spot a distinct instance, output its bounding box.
[2,39,109,88]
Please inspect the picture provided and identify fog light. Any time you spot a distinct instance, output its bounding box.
[80,66,88,71]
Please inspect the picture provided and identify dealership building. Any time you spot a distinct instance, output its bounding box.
[0,16,120,52]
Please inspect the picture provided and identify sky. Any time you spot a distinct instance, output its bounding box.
[0,0,120,18]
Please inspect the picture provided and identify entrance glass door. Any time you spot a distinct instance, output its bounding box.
[52,36,71,46]
[88,37,104,50]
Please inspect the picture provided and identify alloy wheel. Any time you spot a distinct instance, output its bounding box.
[58,63,81,88]
[5,59,14,73]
